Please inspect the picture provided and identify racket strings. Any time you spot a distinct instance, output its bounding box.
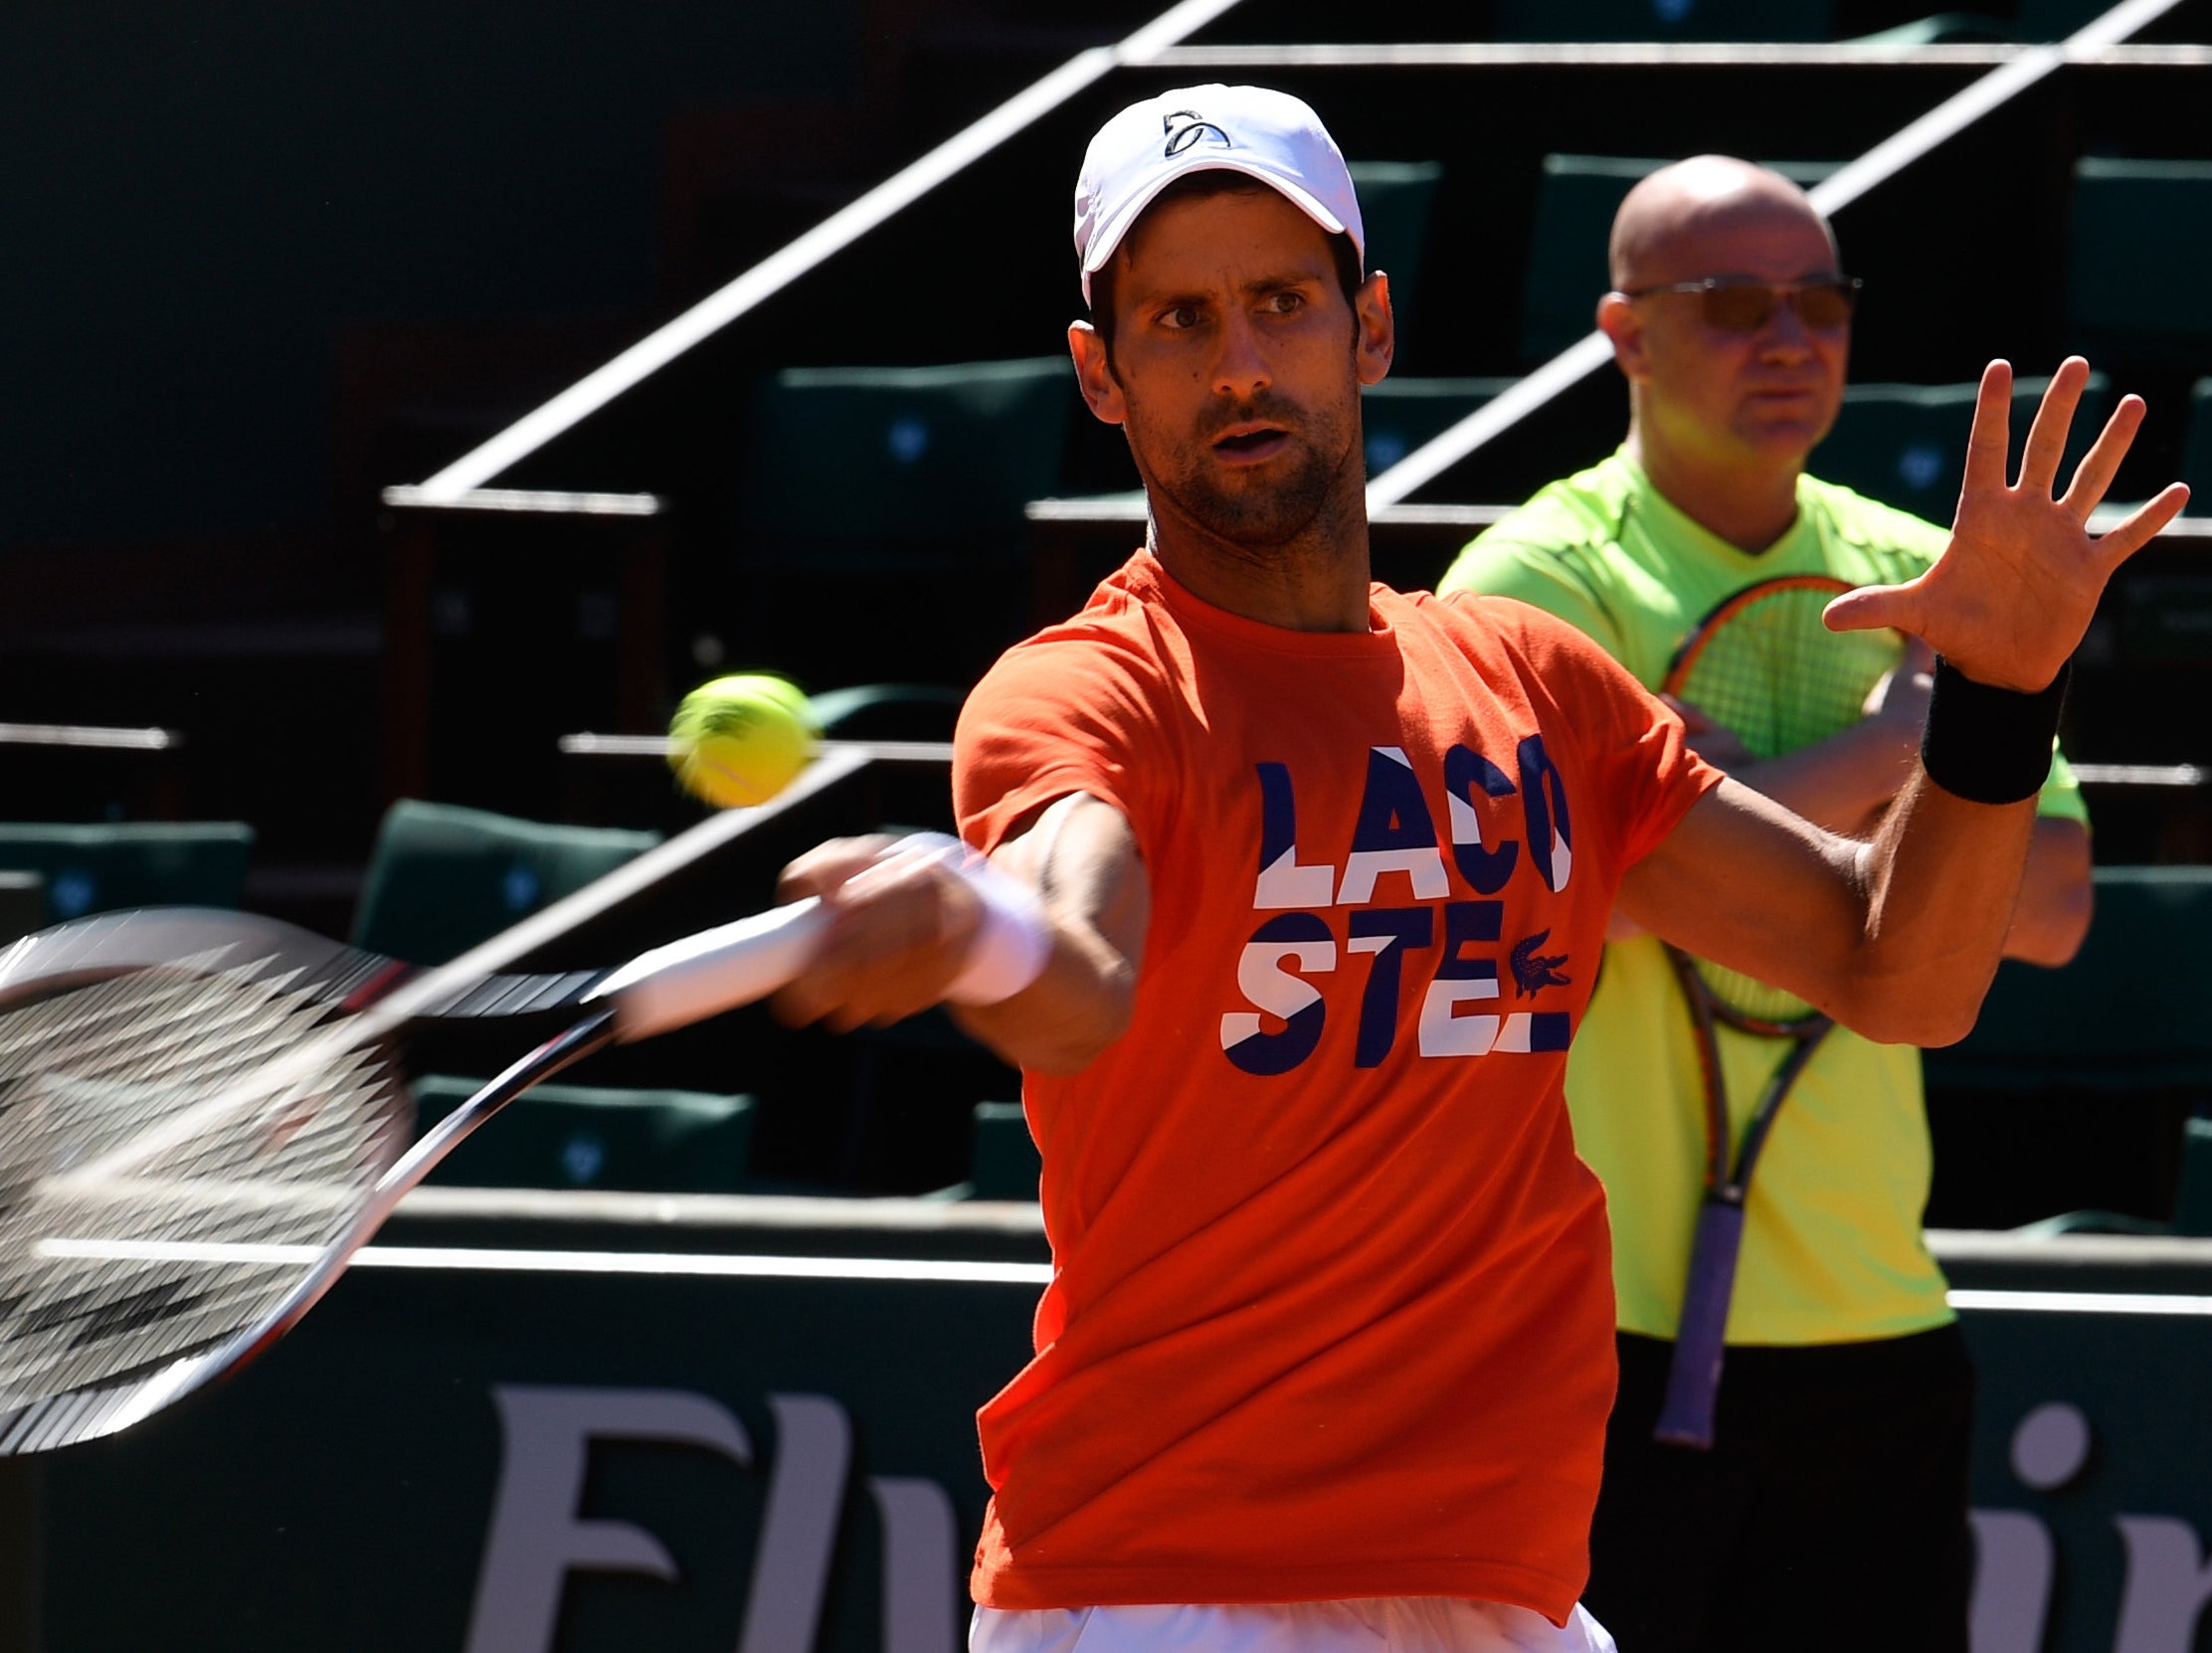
[1671,583,1903,1023]
[0,965,406,1431]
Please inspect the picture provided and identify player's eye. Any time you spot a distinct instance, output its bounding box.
[1157,303,1204,331]
[1261,289,1306,315]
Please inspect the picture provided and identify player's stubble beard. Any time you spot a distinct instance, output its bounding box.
[1123,384,1366,566]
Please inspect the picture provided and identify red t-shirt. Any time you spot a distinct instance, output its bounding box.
[955,551,1716,1620]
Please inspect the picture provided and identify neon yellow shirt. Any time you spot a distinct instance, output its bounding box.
[1439,449,2087,1345]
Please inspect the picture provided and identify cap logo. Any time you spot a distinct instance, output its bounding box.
[1161,110,1232,158]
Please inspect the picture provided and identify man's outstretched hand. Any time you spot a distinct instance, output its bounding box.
[1822,357,2189,690]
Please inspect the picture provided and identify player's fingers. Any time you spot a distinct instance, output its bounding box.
[778,835,903,902]
[2093,481,2192,568]
[2017,356,2090,495]
[1823,580,1923,637]
[2058,394,2146,521]
[1959,360,2016,495]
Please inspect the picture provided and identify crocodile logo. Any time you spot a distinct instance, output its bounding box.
[1510,930,1571,999]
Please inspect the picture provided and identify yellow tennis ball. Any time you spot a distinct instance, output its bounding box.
[667,673,818,808]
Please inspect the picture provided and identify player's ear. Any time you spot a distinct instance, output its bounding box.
[1597,291,1648,380]
[1069,321,1127,426]
[1355,270,1394,387]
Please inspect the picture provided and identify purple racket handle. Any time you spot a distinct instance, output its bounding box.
[1654,1196,1747,1450]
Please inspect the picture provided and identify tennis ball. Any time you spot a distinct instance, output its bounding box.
[667,673,818,809]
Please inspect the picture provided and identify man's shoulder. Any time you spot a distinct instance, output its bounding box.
[1466,458,1638,564]
[1441,458,1637,611]
[1799,472,1949,569]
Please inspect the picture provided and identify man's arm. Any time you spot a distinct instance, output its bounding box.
[1622,359,2179,1043]
[770,793,1150,1075]
[2008,816,2093,967]
[1684,673,2096,966]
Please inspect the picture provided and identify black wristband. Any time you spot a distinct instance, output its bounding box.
[1920,656,2070,805]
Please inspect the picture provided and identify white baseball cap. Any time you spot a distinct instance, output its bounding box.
[1072,84,1365,305]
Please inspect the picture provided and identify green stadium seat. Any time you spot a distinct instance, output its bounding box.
[1927,867,2212,1234]
[2173,1118,2212,1236]
[1361,378,1516,477]
[0,872,46,942]
[1348,161,1443,349]
[968,1100,1042,1201]
[1813,372,2112,524]
[1519,155,1839,362]
[0,822,253,921]
[412,1075,755,1193]
[1492,0,1834,42]
[2179,378,2212,501]
[352,799,658,966]
[2013,0,2120,42]
[1930,866,2212,1091]
[2064,159,2212,356]
[737,356,1076,562]
[807,682,965,742]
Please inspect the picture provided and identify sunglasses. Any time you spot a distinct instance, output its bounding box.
[1622,276,1863,333]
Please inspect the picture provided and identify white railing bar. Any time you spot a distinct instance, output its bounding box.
[411,0,1248,502]
[1365,0,2186,511]
[381,485,664,517]
[0,723,180,752]
[1151,41,2212,69]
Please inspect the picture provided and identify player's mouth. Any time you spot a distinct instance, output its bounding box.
[1210,422,1292,465]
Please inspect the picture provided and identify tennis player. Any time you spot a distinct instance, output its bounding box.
[1439,157,2093,1651]
[769,88,2182,1652]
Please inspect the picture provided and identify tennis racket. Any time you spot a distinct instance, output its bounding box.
[1650,573,1902,1449]
[0,897,830,1454]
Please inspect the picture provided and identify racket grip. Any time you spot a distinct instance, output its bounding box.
[1653,1197,1747,1451]
[589,899,830,1040]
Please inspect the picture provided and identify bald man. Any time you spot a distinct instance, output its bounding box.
[1439,158,2095,1650]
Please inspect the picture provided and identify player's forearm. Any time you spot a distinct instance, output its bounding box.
[1730,715,1920,834]
[951,919,1138,1075]
[950,793,1151,1075]
[1834,768,2038,1044]
[1618,773,2034,1048]
[2001,817,2093,967]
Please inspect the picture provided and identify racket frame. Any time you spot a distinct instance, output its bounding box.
[0,896,830,1453]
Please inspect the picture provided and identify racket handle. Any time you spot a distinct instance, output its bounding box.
[1653,1196,1747,1451]
[588,899,830,1040]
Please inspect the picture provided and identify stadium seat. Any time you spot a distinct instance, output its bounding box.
[1813,372,2112,524]
[2064,159,2212,357]
[1361,377,1517,476]
[1492,0,1834,42]
[411,1075,755,1193]
[1925,867,2212,1231]
[1519,155,1838,362]
[737,356,1075,561]
[2179,377,2212,501]
[968,1100,1042,1201]
[2014,0,2121,41]
[2174,1118,2212,1237]
[0,822,253,921]
[0,872,46,943]
[1929,866,2212,1091]
[352,799,658,966]
[1348,161,1443,349]
[807,682,965,742]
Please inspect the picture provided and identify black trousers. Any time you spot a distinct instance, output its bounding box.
[1585,1324,1976,1653]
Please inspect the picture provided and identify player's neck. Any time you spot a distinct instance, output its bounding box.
[1144,477,1375,633]
[1626,430,1803,555]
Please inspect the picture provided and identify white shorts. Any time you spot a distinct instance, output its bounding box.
[970,1597,1616,1653]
